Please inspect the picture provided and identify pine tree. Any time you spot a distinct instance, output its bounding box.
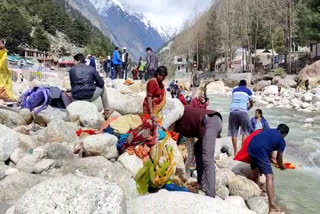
[33,27,51,52]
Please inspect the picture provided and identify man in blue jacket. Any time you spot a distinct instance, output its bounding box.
[113,47,122,79]
[69,53,113,119]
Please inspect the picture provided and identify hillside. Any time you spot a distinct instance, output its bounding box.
[0,0,113,57]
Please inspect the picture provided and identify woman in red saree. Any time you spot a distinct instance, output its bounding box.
[143,66,168,120]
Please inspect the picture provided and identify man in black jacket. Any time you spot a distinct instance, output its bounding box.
[69,53,113,119]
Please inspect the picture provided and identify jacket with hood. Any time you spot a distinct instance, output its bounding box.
[113,50,122,65]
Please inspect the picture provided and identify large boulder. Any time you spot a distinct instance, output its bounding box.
[16,154,39,173]
[47,143,74,160]
[14,176,125,214]
[253,80,271,91]
[299,60,320,89]
[34,106,67,126]
[301,93,313,103]
[206,81,226,95]
[224,73,252,87]
[264,85,279,95]
[117,153,143,178]
[112,79,132,93]
[0,125,19,162]
[0,172,41,202]
[247,196,269,214]
[0,163,9,180]
[128,190,255,214]
[46,119,78,143]
[216,168,235,190]
[161,98,184,129]
[0,109,26,128]
[62,157,138,200]
[107,87,144,115]
[81,134,118,159]
[67,101,104,129]
[228,175,261,200]
[216,186,230,200]
[10,148,27,165]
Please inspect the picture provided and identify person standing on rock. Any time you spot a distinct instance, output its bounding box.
[69,53,113,119]
[170,106,223,198]
[305,79,310,91]
[113,47,122,79]
[228,80,253,155]
[138,56,146,80]
[145,47,158,81]
[122,48,129,80]
[143,66,167,121]
[248,124,289,213]
[192,64,200,98]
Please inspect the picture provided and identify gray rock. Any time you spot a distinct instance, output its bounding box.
[224,73,252,87]
[0,109,26,128]
[118,153,143,178]
[128,190,255,214]
[0,163,9,180]
[47,143,74,160]
[216,168,235,190]
[0,125,19,162]
[16,154,39,173]
[0,172,41,202]
[19,109,33,125]
[5,168,19,176]
[46,119,78,143]
[34,106,67,126]
[82,134,118,159]
[13,125,31,135]
[247,196,269,214]
[216,186,229,200]
[228,175,261,200]
[10,148,27,165]
[67,101,104,129]
[254,80,271,91]
[15,176,125,214]
[33,159,55,174]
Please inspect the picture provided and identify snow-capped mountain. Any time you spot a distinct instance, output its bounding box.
[67,0,170,59]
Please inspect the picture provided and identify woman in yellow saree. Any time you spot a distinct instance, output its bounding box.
[0,40,14,101]
[143,66,168,121]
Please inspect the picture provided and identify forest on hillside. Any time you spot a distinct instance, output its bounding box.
[0,0,113,57]
[172,0,320,73]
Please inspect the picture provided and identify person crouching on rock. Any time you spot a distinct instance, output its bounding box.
[69,53,113,119]
[248,124,289,213]
[169,106,223,197]
[143,66,167,121]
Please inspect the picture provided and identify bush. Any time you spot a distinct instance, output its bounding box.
[272,67,285,76]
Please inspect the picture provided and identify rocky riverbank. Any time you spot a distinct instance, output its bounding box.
[0,77,272,214]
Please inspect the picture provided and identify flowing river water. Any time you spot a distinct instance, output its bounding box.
[208,95,320,214]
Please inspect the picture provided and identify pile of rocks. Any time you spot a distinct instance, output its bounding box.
[0,78,269,214]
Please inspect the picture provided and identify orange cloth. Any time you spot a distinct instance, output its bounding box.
[126,145,151,161]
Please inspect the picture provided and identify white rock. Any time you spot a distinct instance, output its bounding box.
[247,196,269,214]
[118,153,143,178]
[47,143,74,160]
[33,159,55,174]
[228,175,261,200]
[305,118,314,123]
[16,154,39,173]
[107,87,144,115]
[216,186,230,200]
[128,190,255,214]
[19,108,33,124]
[301,93,313,103]
[5,206,15,214]
[216,168,235,190]
[82,134,118,159]
[112,79,132,93]
[225,196,249,210]
[264,85,279,96]
[46,119,78,143]
[0,109,26,128]
[34,106,67,126]
[0,172,41,201]
[161,98,184,129]
[206,81,226,95]
[67,101,104,129]
[10,148,27,164]
[33,146,47,159]
[0,125,19,161]
[5,168,19,176]
[301,102,310,109]
[14,176,125,214]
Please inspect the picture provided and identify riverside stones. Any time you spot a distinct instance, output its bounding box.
[228,175,261,200]
[0,109,26,128]
[47,143,74,160]
[14,176,125,214]
[33,159,55,174]
[161,98,184,129]
[206,81,226,95]
[46,119,78,143]
[18,109,33,125]
[0,125,19,162]
[34,106,67,126]
[264,85,279,96]
[247,196,269,214]
[81,134,118,159]
[118,153,143,178]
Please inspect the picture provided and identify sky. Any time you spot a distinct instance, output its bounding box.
[117,0,213,34]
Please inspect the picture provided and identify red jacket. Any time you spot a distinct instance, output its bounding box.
[178,94,188,106]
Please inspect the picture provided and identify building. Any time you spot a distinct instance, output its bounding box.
[22,48,54,65]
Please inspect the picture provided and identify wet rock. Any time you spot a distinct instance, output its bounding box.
[19,109,33,125]
[118,153,143,178]
[228,175,261,200]
[0,125,19,162]
[34,106,67,126]
[14,176,125,214]
[46,119,78,143]
[67,101,103,129]
[0,109,26,128]
[47,143,74,160]
[81,134,118,159]
[33,159,55,174]
[0,172,41,201]
[247,196,269,214]
[128,190,255,214]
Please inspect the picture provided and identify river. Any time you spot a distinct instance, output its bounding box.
[208,95,320,214]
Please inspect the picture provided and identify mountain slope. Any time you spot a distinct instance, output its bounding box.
[68,0,169,60]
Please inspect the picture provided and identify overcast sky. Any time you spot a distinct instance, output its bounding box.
[117,0,213,33]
